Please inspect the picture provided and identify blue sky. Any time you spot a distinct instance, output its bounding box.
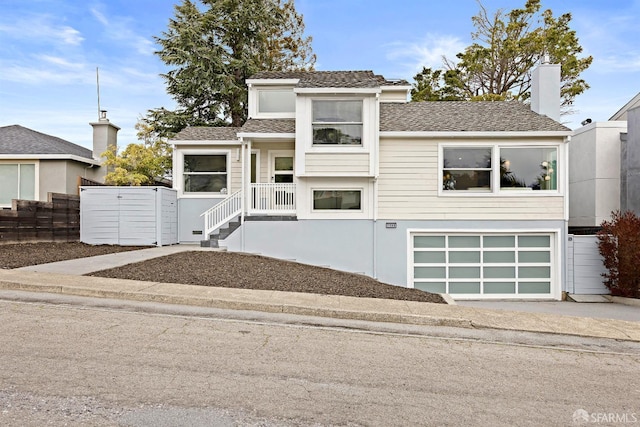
[1,0,640,149]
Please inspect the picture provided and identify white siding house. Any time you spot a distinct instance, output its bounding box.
[172,66,571,300]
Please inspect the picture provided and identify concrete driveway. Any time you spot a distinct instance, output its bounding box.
[457,299,640,322]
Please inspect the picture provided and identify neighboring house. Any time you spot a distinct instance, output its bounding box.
[171,64,571,300]
[569,93,640,231]
[0,114,119,208]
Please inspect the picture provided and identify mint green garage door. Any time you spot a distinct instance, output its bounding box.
[411,233,556,298]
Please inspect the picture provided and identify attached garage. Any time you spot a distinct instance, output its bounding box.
[409,231,560,299]
[80,186,178,246]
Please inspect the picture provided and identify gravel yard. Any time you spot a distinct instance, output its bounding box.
[0,242,445,304]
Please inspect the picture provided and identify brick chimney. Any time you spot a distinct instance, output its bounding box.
[90,110,119,162]
[530,60,561,122]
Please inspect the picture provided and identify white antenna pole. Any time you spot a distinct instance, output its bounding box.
[96,67,101,119]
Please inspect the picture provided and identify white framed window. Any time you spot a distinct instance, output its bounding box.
[312,190,362,210]
[312,100,363,145]
[0,163,36,206]
[258,89,295,114]
[182,153,229,194]
[440,144,560,194]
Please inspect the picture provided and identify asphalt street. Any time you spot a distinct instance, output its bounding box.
[1,296,638,426]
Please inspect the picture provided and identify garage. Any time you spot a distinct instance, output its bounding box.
[410,232,558,299]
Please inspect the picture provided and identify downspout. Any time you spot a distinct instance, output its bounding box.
[373,93,380,279]
[563,135,572,294]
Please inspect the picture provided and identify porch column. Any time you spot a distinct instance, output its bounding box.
[246,139,252,215]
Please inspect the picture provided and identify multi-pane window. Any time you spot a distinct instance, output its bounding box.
[442,148,492,191]
[312,100,363,145]
[442,146,559,192]
[0,163,35,206]
[183,154,227,193]
[313,190,361,210]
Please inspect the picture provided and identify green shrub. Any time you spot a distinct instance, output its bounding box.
[597,210,640,298]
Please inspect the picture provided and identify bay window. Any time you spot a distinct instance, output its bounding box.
[441,145,559,193]
[0,163,35,206]
[312,100,363,145]
[183,154,228,194]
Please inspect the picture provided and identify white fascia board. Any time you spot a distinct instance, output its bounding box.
[380,85,412,91]
[293,87,381,95]
[171,140,241,146]
[379,131,572,139]
[0,154,101,165]
[236,132,295,139]
[245,78,300,85]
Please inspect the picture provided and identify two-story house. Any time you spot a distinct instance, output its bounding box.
[171,64,571,300]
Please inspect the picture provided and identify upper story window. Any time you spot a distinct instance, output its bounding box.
[258,89,295,114]
[183,154,228,194]
[442,146,558,193]
[312,100,362,145]
[500,147,557,191]
[443,148,492,191]
[0,163,35,206]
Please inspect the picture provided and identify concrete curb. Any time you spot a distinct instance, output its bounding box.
[0,278,474,330]
[1,269,640,342]
[605,295,640,307]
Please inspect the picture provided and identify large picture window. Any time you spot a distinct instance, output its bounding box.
[442,146,559,193]
[312,100,363,145]
[313,190,361,210]
[183,154,227,193]
[0,163,35,206]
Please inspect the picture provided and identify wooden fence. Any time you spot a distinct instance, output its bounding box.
[0,193,80,243]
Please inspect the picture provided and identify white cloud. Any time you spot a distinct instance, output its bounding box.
[0,16,83,46]
[90,5,155,56]
[39,55,85,69]
[384,34,466,76]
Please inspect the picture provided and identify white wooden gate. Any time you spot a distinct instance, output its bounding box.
[567,235,609,294]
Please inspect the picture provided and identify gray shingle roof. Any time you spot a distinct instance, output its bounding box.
[380,101,571,132]
[249,70,404,88]
[241,119,295,134]
[0,125,93,157]
[173,126,242,140]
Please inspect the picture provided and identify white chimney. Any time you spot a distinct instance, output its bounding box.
[90,111,119,162]
[531,62,561,122]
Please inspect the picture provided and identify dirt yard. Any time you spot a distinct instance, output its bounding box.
[0,242,445,304]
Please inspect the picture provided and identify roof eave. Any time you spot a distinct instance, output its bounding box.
[379,130,572,138]
[171,139,241,145]
[236,132,296,139]
[294,87,381,94]
[0,154,101,165]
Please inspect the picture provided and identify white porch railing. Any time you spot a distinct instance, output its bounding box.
[250,183,296,214]
[200,190,242,237]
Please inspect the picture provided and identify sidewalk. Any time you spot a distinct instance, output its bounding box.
[1,246,640,342]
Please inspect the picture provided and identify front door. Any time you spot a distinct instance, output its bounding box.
[268,150,294,210]
[270,150,294,183]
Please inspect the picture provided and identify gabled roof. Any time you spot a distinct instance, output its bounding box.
[610,92,640,121]
[248,70,409,88]
[380,101,571,133]
[172,126,242,141]
[0,125,93,158]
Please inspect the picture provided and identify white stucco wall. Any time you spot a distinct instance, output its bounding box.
[569,121,626,227]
